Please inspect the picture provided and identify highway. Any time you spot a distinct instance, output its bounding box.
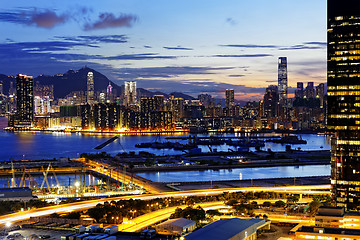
[121,198,314,232]
[0,185,329,226]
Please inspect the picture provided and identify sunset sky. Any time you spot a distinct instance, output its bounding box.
[0,0,326,100]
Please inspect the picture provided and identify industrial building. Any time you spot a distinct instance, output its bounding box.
[155,218,196,235]
[184,218,270,240]
[0,187,34,201]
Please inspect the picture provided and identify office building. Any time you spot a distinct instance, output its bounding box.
[106,82,113,103]
[263,85,278,118]
[295,82,304,98]
[225,89,235,108]
[87,72,94,104]
[124,81,136,106]
[327,0,360,210]
[15,74,33,126]
[316,83,325,108]
[278,57,288,121]
[305,82,315,99]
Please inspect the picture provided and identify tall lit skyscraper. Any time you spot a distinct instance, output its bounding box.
[124,81,137,106]
[263,85,278,118]
[16,74,33,126]
[87,72,94,104]
[327,0,360,210]
[278,57,288,121]
[225,89,235,108]
[278,57,288,102]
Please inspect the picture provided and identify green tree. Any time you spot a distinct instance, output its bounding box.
[308,200,322,216]
[87,205,106,223]
[263,201,272,207]
[274,200,286,208]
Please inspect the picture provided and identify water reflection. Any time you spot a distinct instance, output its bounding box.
[137,165,330,183]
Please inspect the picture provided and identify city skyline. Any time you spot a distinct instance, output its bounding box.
[0,0,326,100]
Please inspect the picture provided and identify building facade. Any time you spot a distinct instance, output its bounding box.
[124,81,137,106]
[327,0,360,210]
[15,74,34,126]
[87,72,94,104]
[278,57,288,122]
[225,89,235,108]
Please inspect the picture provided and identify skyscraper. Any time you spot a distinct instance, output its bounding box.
[327,0,360,210]
[225,89,235,108]
[124,81,137,106]
[263,85,278,118]
[15,74,33,126]
[295,82,304,99]
[87,72,94,104]
[278,57,288,121]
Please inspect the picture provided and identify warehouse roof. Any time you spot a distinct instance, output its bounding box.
[185,218,266,240]
[157,218,196,229]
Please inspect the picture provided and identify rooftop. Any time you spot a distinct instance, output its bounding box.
[157,218,196,229]
[185,218,265,240]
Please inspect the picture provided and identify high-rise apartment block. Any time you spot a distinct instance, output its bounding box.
[15,74,34,126]
[327,0,360,210]
[225,89,235,108]
[295,82,304,98]
[278,57,288,121]
[87,72,94,104]
[263,85,278,118]
[124,81,137,106]
[278,57,288,103]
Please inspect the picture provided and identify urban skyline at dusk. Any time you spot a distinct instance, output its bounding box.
[0,0,326,100]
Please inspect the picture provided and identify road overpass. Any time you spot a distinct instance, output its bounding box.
[0,185,329,226]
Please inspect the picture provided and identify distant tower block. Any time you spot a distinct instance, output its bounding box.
[87,72,94,104]
[278,57,288,121]
[124,81,137,106]
[16,74,34,126]
[225,89,235,108]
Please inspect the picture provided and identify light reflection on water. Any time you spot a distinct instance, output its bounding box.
[137,165,331,183]
[0,117,330,161]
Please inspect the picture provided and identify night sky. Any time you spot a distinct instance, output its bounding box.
[0,0,326,100]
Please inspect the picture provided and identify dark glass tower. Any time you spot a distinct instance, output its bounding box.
[327,0,360,210]
[16,74,33,126]
[278,57,288,122]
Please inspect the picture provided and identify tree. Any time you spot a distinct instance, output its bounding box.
[274,200,286,208]
[87,206,106,223]
[308,200,322,216]
[263,201,272,207]
[287,195,299,205]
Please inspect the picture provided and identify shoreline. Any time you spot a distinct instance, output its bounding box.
[132,159,330,173]
[159,176,331,191]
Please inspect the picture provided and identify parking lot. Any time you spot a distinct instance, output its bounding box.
[1,228,73,240]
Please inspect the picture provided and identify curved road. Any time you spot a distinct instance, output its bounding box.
[0,185,329,225]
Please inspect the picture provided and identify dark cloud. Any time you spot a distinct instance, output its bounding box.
[228,74,246,77]
[279,42,327,50]
[0,8,137,31]
[0,8,68,28]
[105,53,177,60]
[220,42,326,51]
[56,35,128,44]
[220,44,278,48]
[144,45,152,49]
[84,13,137,31]
[213,54,273,58]
[163,46,193,50]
